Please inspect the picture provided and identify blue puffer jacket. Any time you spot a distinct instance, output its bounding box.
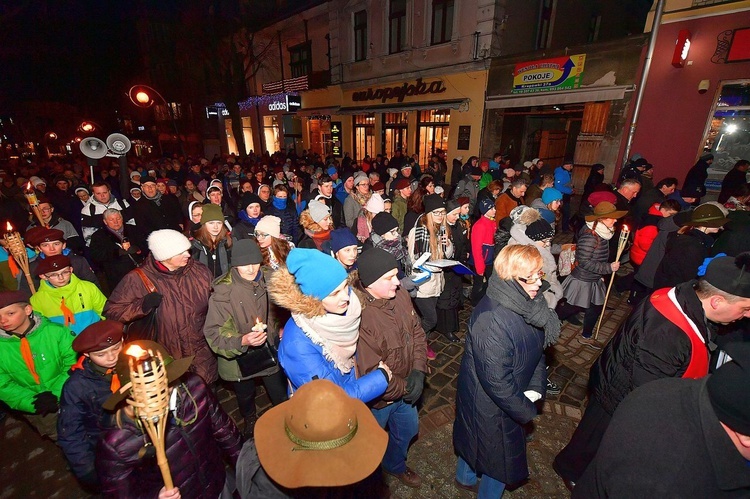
[554,166,573,195]
[278,317,388,403]
[267,202,300,243]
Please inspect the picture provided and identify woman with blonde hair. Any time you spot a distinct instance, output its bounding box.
[454,244,559,497]
[191,203,233,278]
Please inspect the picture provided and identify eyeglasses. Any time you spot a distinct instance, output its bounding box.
[45,269,72,280]
[517,271,545,284]
[431,209,446,216]
[254,231,270,239]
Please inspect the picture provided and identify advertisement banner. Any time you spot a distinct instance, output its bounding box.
[512,54,586,94]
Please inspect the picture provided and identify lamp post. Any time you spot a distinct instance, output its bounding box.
[128,84,185,158]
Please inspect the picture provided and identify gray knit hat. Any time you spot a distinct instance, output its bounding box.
[308,200,331,224]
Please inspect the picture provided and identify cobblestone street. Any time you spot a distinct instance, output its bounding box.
[1,260,635,498]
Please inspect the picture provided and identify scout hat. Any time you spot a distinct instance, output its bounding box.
[585,201,628,222]
[680,203,729,228]
[255,379,387,488]
[102,340,193,411]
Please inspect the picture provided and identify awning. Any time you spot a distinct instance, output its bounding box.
[297,106,341,117]
[485,85,634,109]
[338,98,469,114]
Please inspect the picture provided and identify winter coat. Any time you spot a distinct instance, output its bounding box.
[554,166,573,195]
[631,188,665,227]
[267,202,301,243]
[133,194,183,242]
[343,194,365,229]
[30,274,106,335]
[470,215,496,276]
[508,223,563,309]
[27,213,83,253]
[103,255,217,384]
[495,191,523,223]
[355,285,427,409]
[391,193,408,233]
[570,226,612,282]
[191,238,230,279]
[653,228,715,290]
[97,373,242,498]
[635,213,682,288]
[589,281,712,416]
[57,356,114,482]
[683,159,711,200]
[718,167,749,204]
[575,378,750,498]
[453,290,546,485]
[204,269,280,382]
[0,313,76,413]
[269,268,388,403]
[81,196,132,245]
[89,224,145,289]
[22,251,99,295]
[630,204,662,266]
[454,175,481,212]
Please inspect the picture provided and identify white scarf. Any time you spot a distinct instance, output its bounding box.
[586,221,615,240]
[292,292,362,374]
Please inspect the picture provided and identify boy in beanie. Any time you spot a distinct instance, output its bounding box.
[58,320,124,491]
[355,248,428,488]
[30,254,106,335]
[326,227,360,272]
[555,253,750,487]
[576,342,750,497]
[0,290,77,439]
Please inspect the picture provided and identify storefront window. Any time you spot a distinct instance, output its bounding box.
[309,118,332,156]
[225,118,238,156]
[383,112,408,158]
[264,115,281,154]
[226,118,256,155]
[354,113,375,162]
[702,80,750,175]
[417,109,450,167]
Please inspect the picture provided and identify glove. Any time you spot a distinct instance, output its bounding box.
[524,390,542,403]
[33,391,59,416]
[141,292,163,312]
[403,370,426,404]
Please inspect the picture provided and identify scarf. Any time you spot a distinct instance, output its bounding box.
[237,209,261,226]
[292,292,362,374]
[374,234,411,271]
[352,190,371,207]
[586,221,615,240]
[486,274,561,348]
[272,196,287,210]
[306,228,331,250]
[107,225,125,241]
[145,190,163,206]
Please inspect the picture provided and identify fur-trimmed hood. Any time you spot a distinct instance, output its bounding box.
[269,268,359,318]
[511,205,541,226]
[299,209,325,232]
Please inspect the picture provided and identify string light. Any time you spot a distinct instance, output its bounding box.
[238,92,300,112]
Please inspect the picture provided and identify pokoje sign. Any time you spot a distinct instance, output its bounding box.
[512,54,586,94]
[352,78,446,103]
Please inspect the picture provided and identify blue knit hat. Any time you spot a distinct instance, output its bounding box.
[327,166,338,176]
[478,197,495,215]
[541,187,563,205]
[286,248,348,300]
[330,228,359,254]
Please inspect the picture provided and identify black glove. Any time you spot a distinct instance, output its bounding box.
[403,370,426,404]
[141,292,163,313]
[33,391,59,416]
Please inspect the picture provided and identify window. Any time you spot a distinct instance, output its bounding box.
[389,0,407,54]
[537,0,556,49]
[354,10,367,61]
[383,112,408,158]
[701,81,750,180]
[431,0,453,45]
[225,117,255,156]
[416,109,450,167]
[263,115,281,154]
[289,41,312,78]
[353,113,375,162]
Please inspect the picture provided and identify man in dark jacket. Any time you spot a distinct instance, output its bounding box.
[718,159,749,204]
[683,153,713,204]
[89,208,145,292]
[575,343,750,498]
[355,249,428,489]
[554,254,750,487]
[311,175,345,229]
[133,176,184,241]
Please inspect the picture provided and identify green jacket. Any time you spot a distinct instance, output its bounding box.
[30,274,106,335]
[0,313,77,413]
[203,269,280,382]
[392,194,408,233]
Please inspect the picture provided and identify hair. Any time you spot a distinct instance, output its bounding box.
[261,237,291,266]
[91,181,110,191]
[102,208,121,220]
[319,174,333,185]
[488,180,504,193]
[659,199,681,213]
[273,184,289,195]
[510,178,528,189]
[734,159,750,169]
[694,280,744,303]
[407,187,425,214]
[540,174,555,188]
[417,211,451,260]
[656,177,679,189]
[620,179,641,191]
[493,244,543,280]
[194,222,232,251]
[419,176,435,190]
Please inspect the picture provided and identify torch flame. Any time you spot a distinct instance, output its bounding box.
[5,222,12,232]
[26,182,32,191]
[622,225,629,233]
[126,344,147,358]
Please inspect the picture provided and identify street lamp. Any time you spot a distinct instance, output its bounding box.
[127,84,185,158]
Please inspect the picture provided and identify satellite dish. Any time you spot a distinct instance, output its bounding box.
[106,133,131,156]
[80,137,107,159]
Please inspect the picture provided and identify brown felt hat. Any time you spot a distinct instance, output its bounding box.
[255,379,387,488]
[585,201,628,222]
[680,203,729,228]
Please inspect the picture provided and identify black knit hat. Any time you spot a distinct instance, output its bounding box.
[240,192,263,211]
[703,253,750,299]
[707,342,750,434]
[371,212,398,236]
[231,239,263,267]
[358,248,398,288]
[423,194,445,214]
[526,219,554,241]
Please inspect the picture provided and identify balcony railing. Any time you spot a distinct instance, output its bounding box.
[261,71,331,94]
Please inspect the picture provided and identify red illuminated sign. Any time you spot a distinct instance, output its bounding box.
[672,29,691,68]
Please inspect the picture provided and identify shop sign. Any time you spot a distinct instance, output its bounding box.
[352,78,446,103]
[331,121,343,158]
[310,114,331,121]
[268,94,302,112]
[512,54,586,94]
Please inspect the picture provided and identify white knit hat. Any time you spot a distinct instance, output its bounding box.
[148,229,191,261]
[308,200,331,223]
[364,193,385,215]
[255,215,281,238]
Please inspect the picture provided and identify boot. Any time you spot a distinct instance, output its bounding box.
[243,415,258,440]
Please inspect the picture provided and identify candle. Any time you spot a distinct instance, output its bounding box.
[24,182,38,205]
[254,317,267,332]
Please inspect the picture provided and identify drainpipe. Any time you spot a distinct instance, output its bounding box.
[622,0,666,168]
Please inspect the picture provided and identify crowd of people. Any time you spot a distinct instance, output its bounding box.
[0,147,749,498]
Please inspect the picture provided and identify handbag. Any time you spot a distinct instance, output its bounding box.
[123,268,159,342]
[236,342,279,378]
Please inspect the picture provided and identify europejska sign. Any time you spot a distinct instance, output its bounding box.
[352,78,446,103]
[512,54,586,94]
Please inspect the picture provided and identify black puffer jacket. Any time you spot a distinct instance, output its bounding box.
[570,226,612,282]
[588,281,713,416]
[653,229,715,290]
[97,373,242,498]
